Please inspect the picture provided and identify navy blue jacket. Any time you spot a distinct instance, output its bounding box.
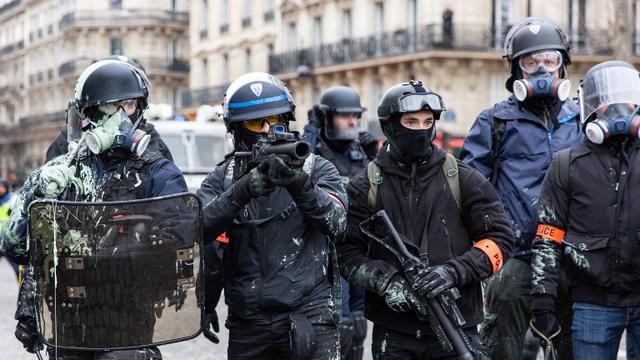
[460,96,582,257]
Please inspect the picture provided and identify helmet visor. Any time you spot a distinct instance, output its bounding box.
[391,93,445,114]
[518,50,563,74]
[580,66,640,123]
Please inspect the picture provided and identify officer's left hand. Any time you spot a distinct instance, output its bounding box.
[202,311,220,344]
[259,155,308,191]
[409,264,458,298]
[358,131,379,159]
[39,163,76,199]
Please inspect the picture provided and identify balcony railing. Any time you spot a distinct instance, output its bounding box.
[58,57,188,78]
[0,0,20,16]
[181,84,228,109]
[0,40,24,57]
[59,9,188,30]
[269,23,619,74]
[19,111,65,128]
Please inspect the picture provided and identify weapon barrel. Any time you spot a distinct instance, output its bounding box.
[262,141,311,160]
[427,297,475,359]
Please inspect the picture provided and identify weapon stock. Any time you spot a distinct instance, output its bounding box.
[360,210,485,360]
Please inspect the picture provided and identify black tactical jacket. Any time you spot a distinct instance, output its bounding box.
[532,139,640,306]
[337,144,513,337]
[197,153,347,324]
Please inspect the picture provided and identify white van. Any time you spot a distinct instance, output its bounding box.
[149,120,232,192]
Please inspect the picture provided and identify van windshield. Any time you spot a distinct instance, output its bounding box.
[160,134,188,169]
[194,136,228,170]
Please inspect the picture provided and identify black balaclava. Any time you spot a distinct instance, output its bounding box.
[386,114,434,163]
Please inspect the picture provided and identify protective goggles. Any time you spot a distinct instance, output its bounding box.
[390,93,445,114]
[243,115,283,132]
[518,50,563,74]
[97,99,138,117]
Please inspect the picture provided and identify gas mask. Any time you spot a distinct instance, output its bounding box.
[512,50,570,102]
[584,104,640,144]
[85,104,150,155]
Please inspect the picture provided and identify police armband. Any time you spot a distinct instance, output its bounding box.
[473,239,503,274]
[535,224,565,245]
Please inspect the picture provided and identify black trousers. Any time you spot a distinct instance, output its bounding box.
[227,308,339,360]
[371,324,488,360]
[47,347,161,360]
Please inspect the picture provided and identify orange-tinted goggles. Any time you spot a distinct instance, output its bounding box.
[243,115,282,132]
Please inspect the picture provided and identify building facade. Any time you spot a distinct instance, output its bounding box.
[185,0,640,134]
[182,0,277,117]
[0,0,189,180]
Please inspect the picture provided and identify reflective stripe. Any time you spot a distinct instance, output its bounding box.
[216,232,229,244]
[228,94,287,109]
[536,224,565,244]
[473,239,503,274]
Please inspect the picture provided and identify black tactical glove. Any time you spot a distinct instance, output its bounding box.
[409,264,458,299]
[15,318,42,353]
[358,131,379,160]
[380,274,427,316]
[259,155,310,194]
[232,166,275,204]
[203,310,220,344]
[530,294,560,341]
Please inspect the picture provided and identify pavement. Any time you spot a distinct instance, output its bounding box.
[0,258,627,359]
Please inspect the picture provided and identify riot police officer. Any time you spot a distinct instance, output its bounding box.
[2,59,188,360]
[338,80,512,359]
[303,86,374,360]
[198,72,347,359]
[461,17,581,359]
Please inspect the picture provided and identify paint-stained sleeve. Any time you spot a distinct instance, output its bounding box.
[292,155,347,239]
[0,168,44,264]
[197,161,243,242]
[446,162,514,287]
[337,169,399,295]
[459,109,495,179]
[531,154,568,297]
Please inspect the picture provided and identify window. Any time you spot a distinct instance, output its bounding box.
[313,16,323,48]
[110,37,123,55]
[202,58,209,87]
[169,39,178,60]
[200,0,209,38]
[245,48,251,73]
[170,0,177,12]
[109,0,122,9]
[222,54,229,84]
[374,2,384,38]
[287,22,297,51]
[494,0,515,48]
[242,0,252,27]
[264,0,275,21]
[342,9,352,39]
[407,0,417,34]
[221,0,229,27]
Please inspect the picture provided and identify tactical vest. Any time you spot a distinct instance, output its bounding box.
[315,138,367,184]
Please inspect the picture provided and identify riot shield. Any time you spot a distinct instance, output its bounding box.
[28,193,203,351]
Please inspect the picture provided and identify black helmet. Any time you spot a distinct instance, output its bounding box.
[222,72,296,131]
[504,17,571,91]
[320,86,366,114]
[102,55,148,75]
[73,60,150,118]
[377,80,445,137]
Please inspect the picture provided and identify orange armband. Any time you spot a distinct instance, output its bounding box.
[473,239,503,274]
[216,232,229,244]
[536,224,565,245]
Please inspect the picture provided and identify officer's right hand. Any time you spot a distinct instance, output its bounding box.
[381,275,427,316]
[232,166,275,204]
[15,318,42,353]
[203,310,220,344]
[530,294,560,341]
